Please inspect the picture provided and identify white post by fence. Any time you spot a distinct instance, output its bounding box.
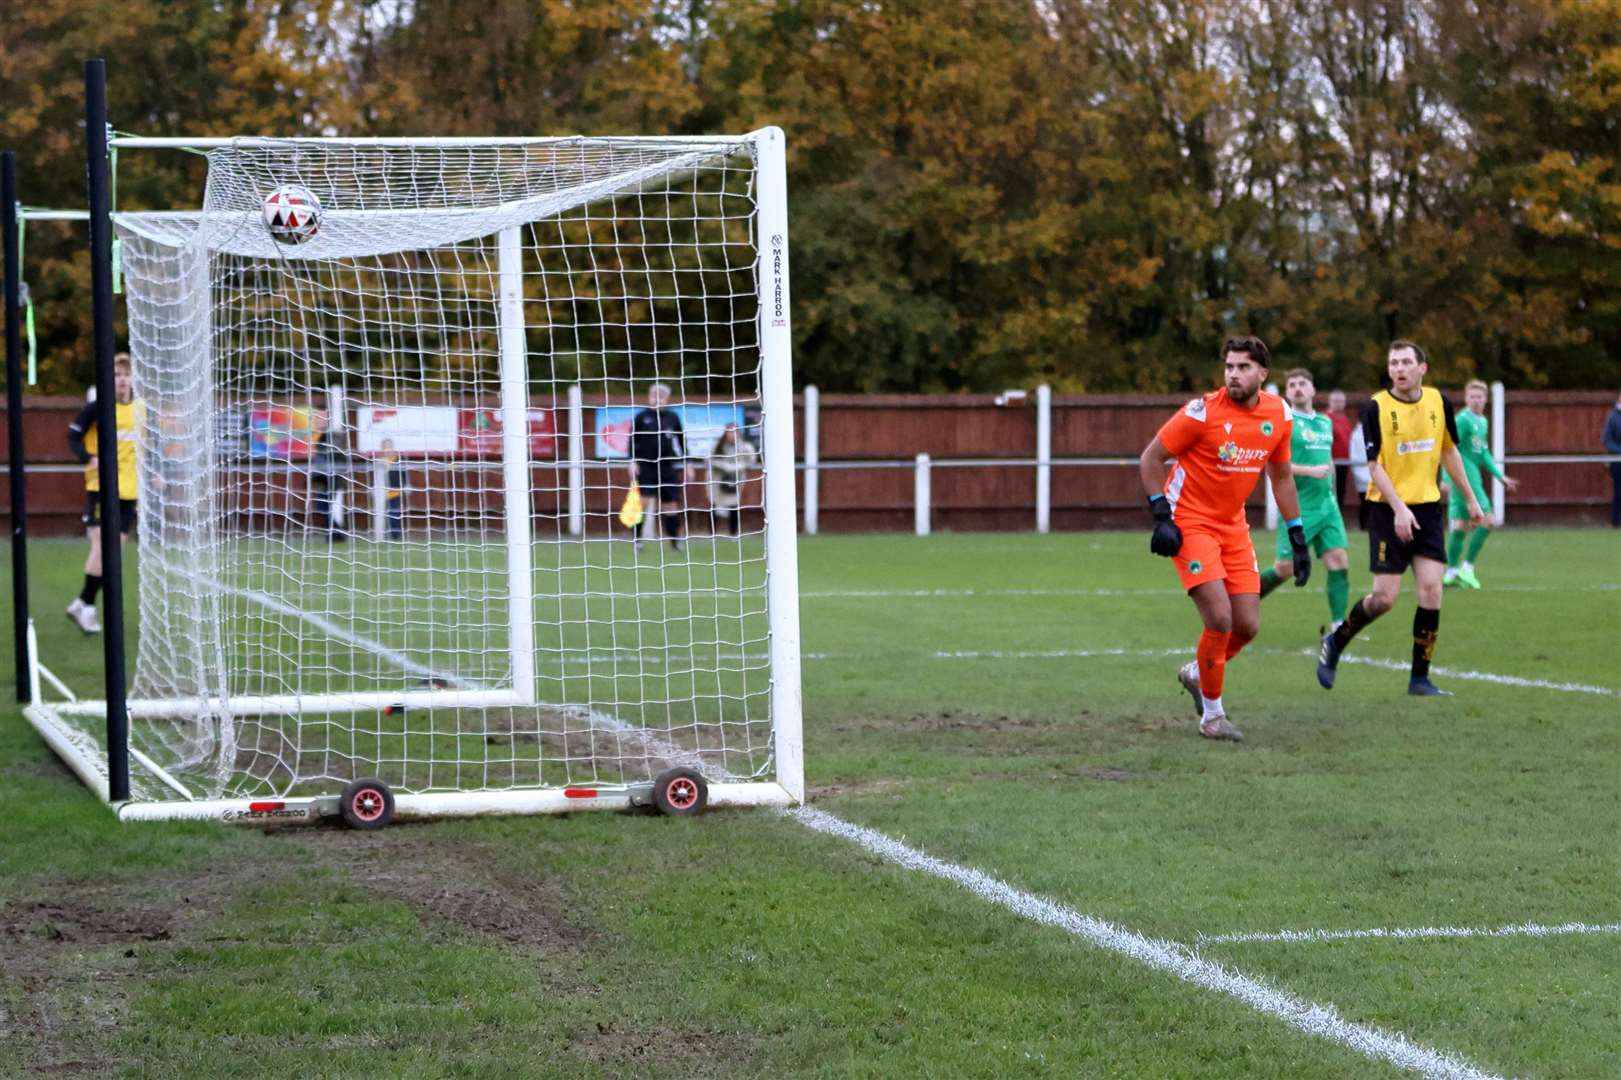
[370,457,386,540]
[1263,382,1280,531]
[1036,383,1051,534]
[804,384,819,535]
[567,384,585,536]
[1490,380,1506,526]
[327,384,347,533]
[915,453,931,537]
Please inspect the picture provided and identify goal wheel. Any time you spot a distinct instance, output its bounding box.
[651,767,707,817]
[339,778,395,830]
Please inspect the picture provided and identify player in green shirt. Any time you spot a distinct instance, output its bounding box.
[1259,368,1352,627]
[1443,380,1519,589]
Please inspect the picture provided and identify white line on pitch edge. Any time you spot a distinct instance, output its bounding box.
[1197,920,1621,947]
[801,584,1618,599]
[856,644,1614,698]
[1319,653,1616,697]
[788,807,1500,1080]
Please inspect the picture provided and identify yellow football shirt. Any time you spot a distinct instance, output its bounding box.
[1360,386,1457,506]
[78,400,142,500]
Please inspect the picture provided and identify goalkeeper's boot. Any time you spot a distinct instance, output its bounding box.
[1176,662,1202,718]
[1456,567,1482,590]
[1316,630,1343,689]
[1199,714,1244,742]
[1408,678,1453,697]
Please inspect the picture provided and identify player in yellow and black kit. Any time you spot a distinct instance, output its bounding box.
[65,354,140,634]
[1317,341,1485,695]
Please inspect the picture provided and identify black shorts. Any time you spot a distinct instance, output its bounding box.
[82,493,137,534]
[636,467,684,507]
[1366,500,1445,574]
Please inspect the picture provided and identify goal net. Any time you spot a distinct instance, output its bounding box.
[28,132,803,820]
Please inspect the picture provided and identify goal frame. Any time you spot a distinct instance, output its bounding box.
[16,59,804,824]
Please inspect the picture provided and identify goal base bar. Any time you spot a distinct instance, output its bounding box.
[24,703,795,822]
[116,782,795,824]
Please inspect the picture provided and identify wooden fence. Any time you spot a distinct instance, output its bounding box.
[4,390,1617,537]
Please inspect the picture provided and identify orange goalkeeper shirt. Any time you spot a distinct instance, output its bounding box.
[1157,388,1292,528]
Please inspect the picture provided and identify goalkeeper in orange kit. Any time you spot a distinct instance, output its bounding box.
[1138,337,1310,742]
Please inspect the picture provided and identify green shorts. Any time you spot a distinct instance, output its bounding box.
[1448,482,1492,522]
[1274,508,1349,562]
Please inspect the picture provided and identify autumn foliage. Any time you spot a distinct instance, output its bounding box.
[2,0,1616,393]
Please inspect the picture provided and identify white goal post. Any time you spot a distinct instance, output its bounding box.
[24,116,805,823]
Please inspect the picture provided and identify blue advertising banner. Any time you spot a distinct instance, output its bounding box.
[594,403,748,460]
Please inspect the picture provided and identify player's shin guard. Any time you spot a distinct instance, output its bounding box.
[1326,568,1349,624]
[1197,628,1231,703]
[1411,606,1440,681]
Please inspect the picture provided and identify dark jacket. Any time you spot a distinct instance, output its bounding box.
[1603,406,1621,456]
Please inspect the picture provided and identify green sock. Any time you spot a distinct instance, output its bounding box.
[1465,526,1490,563]
[1327,568,1350,623]
[1446,529,1466,568]
[1258,567,1283,598]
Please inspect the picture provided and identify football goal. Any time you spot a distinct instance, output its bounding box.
[21,64,804,826]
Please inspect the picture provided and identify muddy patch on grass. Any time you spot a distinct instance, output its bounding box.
[299,826,594,952]
[0,823,597,1075]
[569,1018,755,1077]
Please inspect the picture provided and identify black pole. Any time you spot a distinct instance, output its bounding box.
[3,152,30,704]
[85,59,129,802]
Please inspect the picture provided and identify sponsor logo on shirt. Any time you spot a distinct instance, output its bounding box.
[1217,441,1271,469]
[1260,421,1274,436]
[1396,438,1436,455]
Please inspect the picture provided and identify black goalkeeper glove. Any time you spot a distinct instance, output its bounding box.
[1148,495,1182,558]
[1287,522,1311,586]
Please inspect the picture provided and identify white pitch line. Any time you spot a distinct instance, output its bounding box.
[930,647,1189,660]
[1325,653,1617,697]
[194,573,481,691]
[1198,920,1621,947]
[803,586,1187,598]
[801,584,1618,599]
[789,806,1500,1080]
[815,643,1614,698]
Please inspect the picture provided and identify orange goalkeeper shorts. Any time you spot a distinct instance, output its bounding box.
[1172,522,1260,595]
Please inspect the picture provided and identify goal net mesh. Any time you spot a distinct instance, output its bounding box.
[105,138,777,803]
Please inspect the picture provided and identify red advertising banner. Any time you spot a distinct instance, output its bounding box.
[458,407,556,460]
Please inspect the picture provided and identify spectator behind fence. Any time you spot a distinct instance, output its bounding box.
[1327,389,1354,506]
[381,438,405,540]
[1347,417,1372,530]
[706,422,759,537]
[1605,390,1621,528]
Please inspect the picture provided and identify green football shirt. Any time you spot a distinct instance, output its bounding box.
[1454,408,1503,496]
[1289,408,1338,519]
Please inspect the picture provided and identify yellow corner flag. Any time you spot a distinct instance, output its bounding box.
[618,486,644,528]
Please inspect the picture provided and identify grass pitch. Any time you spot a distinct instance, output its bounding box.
[3,528,1618,1077]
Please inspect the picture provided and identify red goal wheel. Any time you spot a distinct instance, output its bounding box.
[339,777,395,830]
[651,767,708,817]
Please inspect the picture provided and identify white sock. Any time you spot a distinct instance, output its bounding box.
[1201,694,1224,720]
[1461,561,1474,573]
[1443,567,1457,579]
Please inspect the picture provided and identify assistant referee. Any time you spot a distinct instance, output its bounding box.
[1316,340,1485,696]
